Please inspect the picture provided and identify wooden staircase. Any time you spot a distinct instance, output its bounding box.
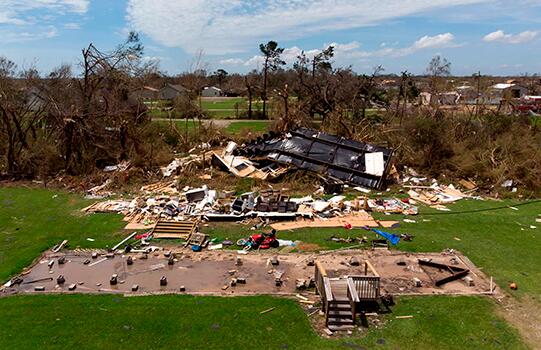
[314,260,381,331]
[326,279,354,330]
[327,299,355,330]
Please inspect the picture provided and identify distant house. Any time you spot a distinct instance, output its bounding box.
[25,86,48,111]
[132,86,159,100]
[201,86,224,97]
[159,83,188,100]
[379,79,399,91]
[456,85,479,104]
[487,83,528,104]
[419,91,460,105]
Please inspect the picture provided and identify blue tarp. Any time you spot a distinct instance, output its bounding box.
[372,229,400,245]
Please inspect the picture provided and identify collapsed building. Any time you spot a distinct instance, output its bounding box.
[212,128,394,191]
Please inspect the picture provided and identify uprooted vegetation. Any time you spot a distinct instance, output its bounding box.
[382,111,541,195]
[1,36,540,196]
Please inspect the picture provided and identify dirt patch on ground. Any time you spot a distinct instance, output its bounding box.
[4,249,494,298]
[496,295,541,349]
[296,242,321,252]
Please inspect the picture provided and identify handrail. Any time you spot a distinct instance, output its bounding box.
[315,261,327,277]
[364,260,380,277]
[350,275,381,300]
[347,278,360,303]
[323,277,334,303]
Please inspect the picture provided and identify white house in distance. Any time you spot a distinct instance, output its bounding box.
[487,83,528,105]
[202,86,224,97]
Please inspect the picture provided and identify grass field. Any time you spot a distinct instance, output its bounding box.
[152,119,270,135]
[225,120,270,134]
[204,198,541,301]
[201,98,266,119]
[0,294,525,350]
[0,187,537,349]
[0,187,125,282]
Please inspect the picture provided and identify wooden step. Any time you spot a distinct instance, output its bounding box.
[327,317,354,325]
[328,310,353,317]
[328,324,355,331]
[328,302,350,309]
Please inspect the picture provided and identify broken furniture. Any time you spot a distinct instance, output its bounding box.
[417,259,470,286]
[314,260,381,331]
[151,220,198,240]
[185,232,209,249]
[211,141,289,180]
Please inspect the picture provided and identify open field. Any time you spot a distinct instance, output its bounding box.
[152,119,271,135]
[2,188,540,299]
[0,188,125,282]
[0,294,525,350]
[0,187,539,348]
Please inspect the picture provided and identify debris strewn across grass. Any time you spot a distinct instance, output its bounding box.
[370,199,541,302]
[0,294,526,350]
[0,187,126,282]
[204,198,541,301]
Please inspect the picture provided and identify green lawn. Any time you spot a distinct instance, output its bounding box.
[201,97,246,110]
[369,199,541,302]
[0,294,525,350]
[225,120,270,134]
[205,198,541,303]
[201,98,267,119]
[0,187,536,349]
[0,187,126,282]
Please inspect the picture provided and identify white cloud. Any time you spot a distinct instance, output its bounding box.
[328,41,361,52]
[126,0,487,54]
[339,33,458,59]
[412,33,455,49]
[219,58,245,65]
[483,30,538,44]
[0,26,58,43]
[0,0,89,42]
[64,22,81,30]
[221,34,458,68]
[0,1,89,24]
[244,55,265,67]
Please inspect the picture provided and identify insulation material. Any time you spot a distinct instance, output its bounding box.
[364,152,385,176]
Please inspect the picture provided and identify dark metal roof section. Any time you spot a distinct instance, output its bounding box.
[237,128,393,189]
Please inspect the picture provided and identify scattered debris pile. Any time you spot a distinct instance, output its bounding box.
[400,168,478,210]
[211,142,289,180]
[234,128,394,190]
[83,184,409,230]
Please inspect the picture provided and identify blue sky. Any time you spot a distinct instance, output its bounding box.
[1,0,541,76]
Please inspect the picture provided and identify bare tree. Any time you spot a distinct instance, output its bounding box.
[426,55,451,96]
[259,41,285,118]
[43,32,149,174]
[0,58,46,176]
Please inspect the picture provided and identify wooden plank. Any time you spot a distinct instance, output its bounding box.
[271,215,379,230]
[364,260,380,277]
[151,220,197,239]
[346,278,360,303]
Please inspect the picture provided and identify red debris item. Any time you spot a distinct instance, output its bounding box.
[401,198,410,204]
[135,232,151,240]
[343,223,353,230]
